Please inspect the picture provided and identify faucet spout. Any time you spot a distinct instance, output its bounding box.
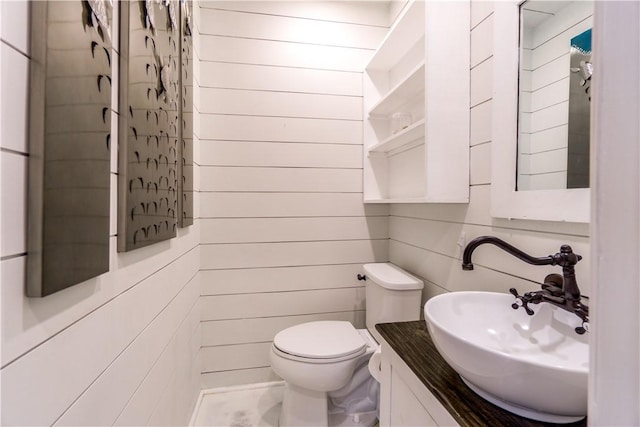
[462,236,556,270]
[462,236,588,334]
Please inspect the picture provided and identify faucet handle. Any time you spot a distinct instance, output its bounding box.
[572,303,589,335]
[509,288,535,315]
[553,245,582,266]
[575,321,589,335]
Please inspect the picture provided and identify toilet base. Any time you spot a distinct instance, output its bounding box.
[278,375,379,427]
[274,329,380,427]
[328,411,377,427]
[279,383,328,426]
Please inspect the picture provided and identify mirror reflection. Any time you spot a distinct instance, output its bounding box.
[517,0,594,191]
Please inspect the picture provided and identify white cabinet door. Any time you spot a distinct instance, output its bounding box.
[389,368,437,426]
[379,341,460,427]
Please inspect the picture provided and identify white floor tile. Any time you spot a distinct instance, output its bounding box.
[192,382,284,427]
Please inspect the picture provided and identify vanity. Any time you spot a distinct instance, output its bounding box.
[376,321,587,427]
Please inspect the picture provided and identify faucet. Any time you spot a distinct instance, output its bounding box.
[462,236,589,334]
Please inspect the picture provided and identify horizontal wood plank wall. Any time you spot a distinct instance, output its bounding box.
[0,2,201,425]
[388,0,591,308]
[197,0,389,388]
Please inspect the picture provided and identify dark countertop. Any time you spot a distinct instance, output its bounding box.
[376,321,587,427]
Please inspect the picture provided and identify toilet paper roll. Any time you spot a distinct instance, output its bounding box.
[368,347,382,382]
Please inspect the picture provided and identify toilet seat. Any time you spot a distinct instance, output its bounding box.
[272,344,367,364]
[273,321,366,362]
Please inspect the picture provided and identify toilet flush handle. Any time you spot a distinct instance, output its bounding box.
[357,274,366,281]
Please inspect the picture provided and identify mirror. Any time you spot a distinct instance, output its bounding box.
[491,1,590,223]
[517,1,594,191]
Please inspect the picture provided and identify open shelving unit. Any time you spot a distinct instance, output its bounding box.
[363,0,471,204]
[368,118,425,154]
[368,62,425,118]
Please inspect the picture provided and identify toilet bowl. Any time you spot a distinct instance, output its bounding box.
[270,321,379,427]
[270,263,424,427]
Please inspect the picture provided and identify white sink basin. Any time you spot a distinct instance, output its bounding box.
[424,291,588,423]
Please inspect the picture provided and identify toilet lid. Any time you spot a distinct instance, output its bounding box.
[273,321,366,359]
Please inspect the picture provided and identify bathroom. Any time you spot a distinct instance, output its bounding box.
[0,0,638,426]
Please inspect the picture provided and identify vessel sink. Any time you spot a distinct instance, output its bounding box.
[424,291,588,423]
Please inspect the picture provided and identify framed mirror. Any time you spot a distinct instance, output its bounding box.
[492,0,592,223]
[517,0,593,191]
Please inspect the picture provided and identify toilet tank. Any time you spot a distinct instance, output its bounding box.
[363,263,424,343]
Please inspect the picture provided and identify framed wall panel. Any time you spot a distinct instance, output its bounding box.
[179,0,194,227]
[27,1,112,297]
[118,0,181,251]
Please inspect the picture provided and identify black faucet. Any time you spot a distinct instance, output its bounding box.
[462,236,589,334]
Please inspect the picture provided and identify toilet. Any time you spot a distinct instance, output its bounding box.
[270,263,424,426]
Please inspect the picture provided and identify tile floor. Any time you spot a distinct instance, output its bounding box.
[191,382,285,427]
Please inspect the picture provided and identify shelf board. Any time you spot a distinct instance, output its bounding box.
[368,118,425,154]
[364,197,469,204]
[366,0,426,70]
[364,197,431,204]
[368,61,425,118]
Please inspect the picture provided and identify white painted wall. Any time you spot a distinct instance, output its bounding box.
[389,1,591,311]
[196,1,390,388]
[0,2,201,425]
[590,1,640,424]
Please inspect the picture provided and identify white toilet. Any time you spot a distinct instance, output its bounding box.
[270,263,424,426]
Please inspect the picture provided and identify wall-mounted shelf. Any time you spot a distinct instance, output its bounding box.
[362,0,470,204]
[364,197,431,204]
[368,118,425,154]
[366,1,425,71]
[368,62,425,118]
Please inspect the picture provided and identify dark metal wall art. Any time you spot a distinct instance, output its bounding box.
[27,1,112,297]
[179,0,194,227]
[119,0,192,252]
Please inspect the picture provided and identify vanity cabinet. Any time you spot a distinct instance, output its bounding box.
[379,341,459,426]
[376,322,584,427]
[363,0,470,203]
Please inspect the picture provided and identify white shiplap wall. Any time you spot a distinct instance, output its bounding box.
[389,0,591,306]
[196,1,390,388]
[0,2,201,426]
